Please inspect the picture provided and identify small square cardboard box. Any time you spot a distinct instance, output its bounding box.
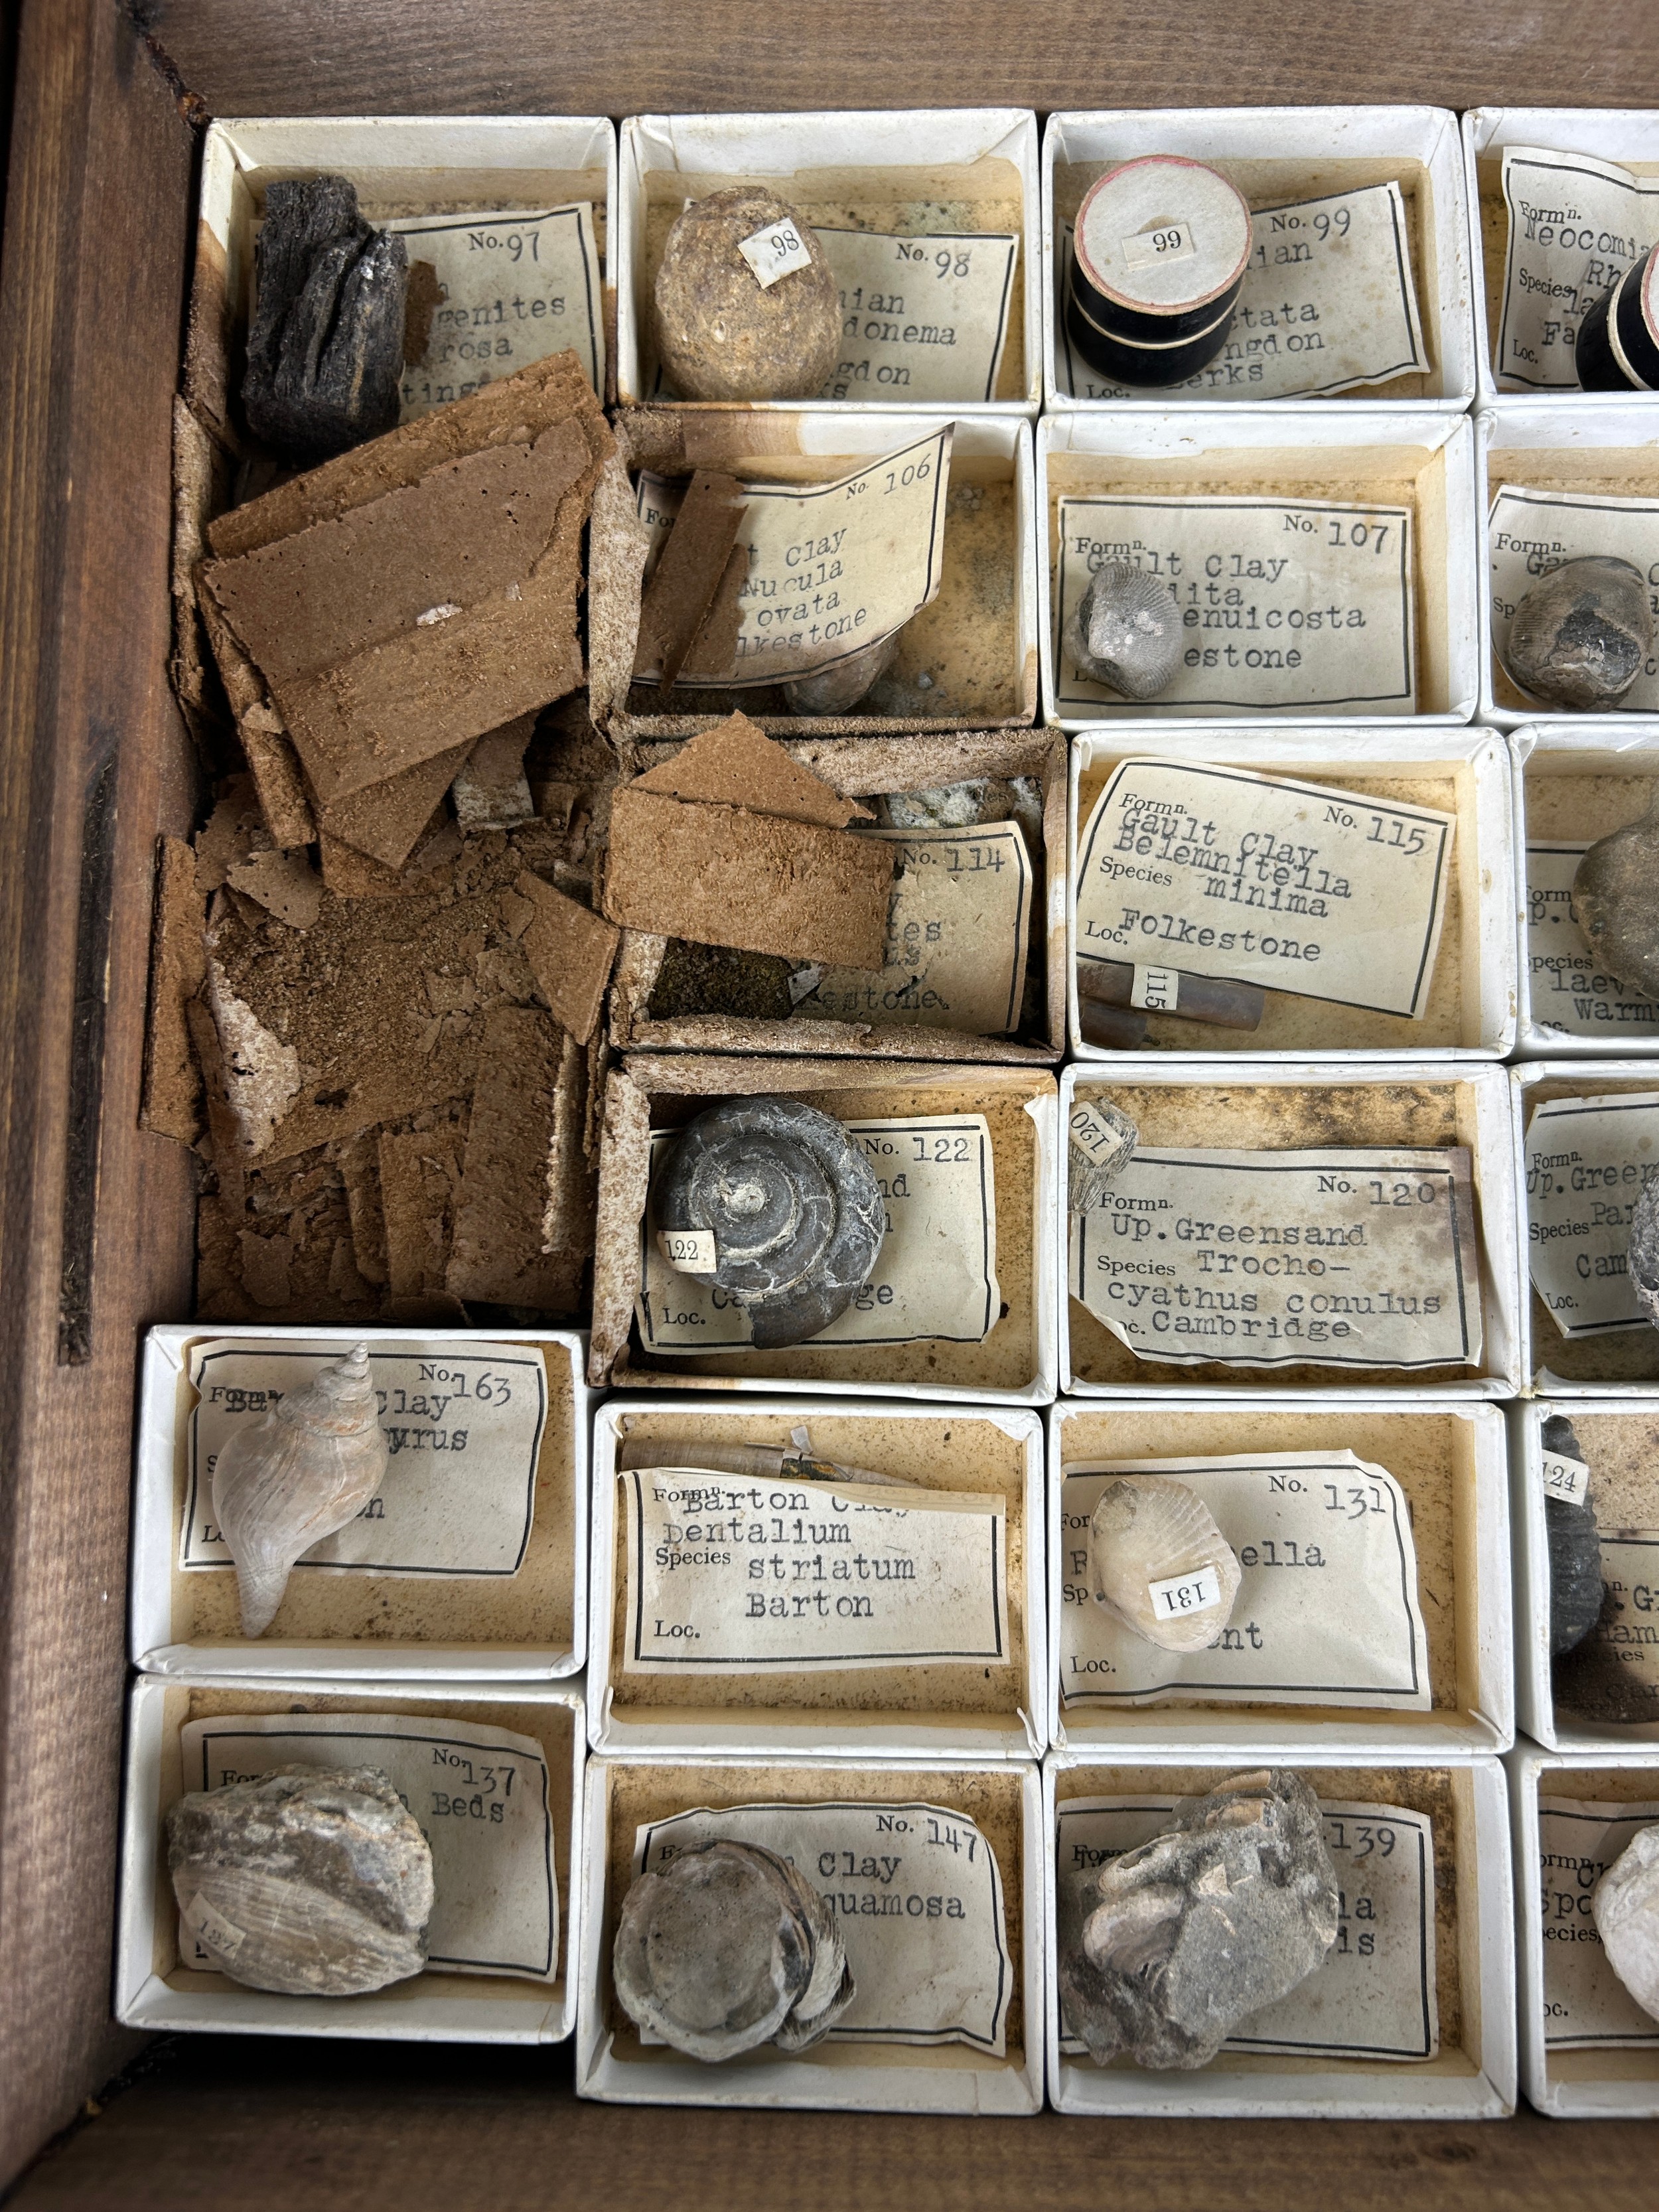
[590,406,1038,747]
[588,1394,1046,1760]
[1059,1058,1522,1402]
[117,1674,585,2043]
[1464,109,1659,409]
[1509,1740,1659,2115]
[1477,402,1659,733]
[1066,722,1516,1062]
[1510,1397,1659,1751]
[1045,1749,1515,2118]
[609,727,1064,1065]
[1043,107,1475,413]
[575,1751,1043,2113]
[615,110,1040,413]
[1037,409,1479,733]
[589,1055,1057,1406]
[130,1327,590,1683]
[1512,721,1659,1057]
[1512,1061,1659,1396]
[1048,1396,1512,1760]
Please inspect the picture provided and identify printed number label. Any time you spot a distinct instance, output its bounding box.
[1120,223,1196,271]
[1130,965,1179,1013]
[657,1228,719,1275]
[738,222,813,289]
[1147,1564,1223,1617]
[1540,1452,1590,1507]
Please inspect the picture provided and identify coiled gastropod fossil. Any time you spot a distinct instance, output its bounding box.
[1088,1473,1242,1653]
[654,1097,887,1349]
[211,1343,389,1636]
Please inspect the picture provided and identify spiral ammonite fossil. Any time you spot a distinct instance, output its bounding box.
[654,1096,887,1349]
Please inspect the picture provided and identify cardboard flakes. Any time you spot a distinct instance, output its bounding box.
[630,711,870,827]
[224,847,323,931]
[378,1116,467,1314]
[515,869,619,1046]
[452,715,537,831]
[447,1005,590,1311]
[141,836,207,1144]
[632,469,745,690]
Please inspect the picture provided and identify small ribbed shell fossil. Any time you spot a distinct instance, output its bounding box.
[614,1838,853,2062]
[167,1763,434,1997]
[1064,561,1183,701]
[782,628,900,715]
[654,1097,887,1349]
[212,1343,389,1637]
[1089,1473,1242,1653]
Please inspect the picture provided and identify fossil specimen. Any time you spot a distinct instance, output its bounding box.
[1068,1098,1139,1211]
[654,1096,887,1349]
[167,1764,433,1997]
[1629,1155,1659,1326]
[614,1838,853,2061]
[782,631,901,715]
[1595,1824,1659,2023]
[212,1343,389,1636]
[1572,802,1659,1001]
[1088,1473,1242,1652]
[1060,1769,1339,2070]
[1540,1412,1603,1658]
[655,186,841,402]
[1501,555,1654,713]
[1065,561,1183,700]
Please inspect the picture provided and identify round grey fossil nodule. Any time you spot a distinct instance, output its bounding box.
[1500,555,1654,713]
[1573,805,1659,1003]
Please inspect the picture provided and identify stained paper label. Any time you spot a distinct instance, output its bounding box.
[632,429,951,690]
[1496,149,1659,393]
[657,1228,717,1274]
[1538,1797,1659,2046]
[181,1340,547,1578]
[178,1712,559,1980]
[619,1466,1007,1672]
[1075,758,1454,1018]
[1054,496,1415,716]
[640,1114,999,1353]
[1059,1451,1429,1709]
[1526,844,1659,1039]
[1068,1145,1481,1371]
[816,229,1017,404]
[1059,184,1428,401]
[738,216,814,287]
[1490,488,1659,713]
[1056,1797,1437,2060]
[391,204,604,415]
[1568,1533,1659,1699]
[634,1801,1009,2052]
[1524,1092,1659,1337]
[792,822,1032,1036]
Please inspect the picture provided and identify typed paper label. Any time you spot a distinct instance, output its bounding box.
[816,228,1017,404]
[392,204,604,415]
[1524,1092,1659,1337]
[1496,149,1659,392]
[1490,488,1659,713]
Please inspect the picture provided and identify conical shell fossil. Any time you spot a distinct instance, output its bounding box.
[167,1763,434,1997]
[613,1838,853,2063]
[211,1343,389,1637]
[1088,1473,1242,1653]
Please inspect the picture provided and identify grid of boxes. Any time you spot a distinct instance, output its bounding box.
[119,103,1659,2120]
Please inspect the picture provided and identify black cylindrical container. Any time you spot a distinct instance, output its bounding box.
[1578,244,1659,393]
[1067,156,1253,389]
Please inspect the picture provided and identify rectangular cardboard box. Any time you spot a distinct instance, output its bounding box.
[588,1394,1046,1759]
[1508,1739,1659,2115]
[1044,107,1475,413]
[1037,408,1479,732]
[1066,722,1516,1061]
[608,727,1065,1064]
[1060,1058,1522,1400]
[591,1055,1057,1405]
[1045,1749,1515,2117]
[575,1751,1044,2112]
[116,1675,585,2043]
[615,108,1041,413]
[1048,1396,1512,1758]
[129,1326,590,1684]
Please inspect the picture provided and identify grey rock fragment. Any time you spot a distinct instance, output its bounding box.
[1501,555,1654,713]
[1060,1768,1338,2070]
[1630,1171,1659,1328]
[1571,806,1659,1001]
[1064,561,1183,701]
[167,1764,433,1996]
[1540,1412,1603,1658]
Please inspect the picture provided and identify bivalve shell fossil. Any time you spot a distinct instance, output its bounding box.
[1064,561,1183,701]
[1088,1473,1242,1653]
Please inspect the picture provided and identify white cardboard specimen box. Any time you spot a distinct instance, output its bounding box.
[129,1326,591,1683]
[1048,1396,1512,1761]
[1044,107,1475,413]
[615,110,1041,414]
[1508,1741,1659,2117]
[1045,1749,1516,2118]
[1037,407,1479,733]
[1066,722,1516,1063]
[1463,108,1659,409]
[588,1394,1046,1760]
[575,1752,1045,2114]
[1059,1058,1522,1402]
[117,1675,585,2043]
[1477,402,1659,734]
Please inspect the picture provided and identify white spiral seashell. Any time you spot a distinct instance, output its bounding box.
[1088,1473,1242,1653]
[211,1343,388,1637]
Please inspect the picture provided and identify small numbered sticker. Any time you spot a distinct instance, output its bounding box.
[1540,1451,1591,1507]
[1130,965,1180,1013]
[657,1227,719,1276]
[1147,1564,1224,1619]
[1120,222,1197,272]
[737,220,814,289]
[182,1891,247,1959]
